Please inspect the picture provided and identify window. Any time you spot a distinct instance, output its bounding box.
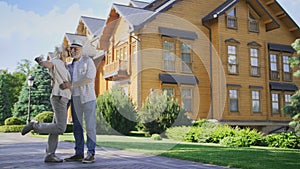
[163,88,174,97]
[228,45,238,74]
[271,93,280,114]
[250,48,260,76]
[284,93,291,106]
[181,88,192,112]
[252,91,260,113]
[181,43,192,73]
[283,55,292,81]
[163,40,175,71]
[270,54,279,80]
[229,89,239,112]
[227,8,237,29]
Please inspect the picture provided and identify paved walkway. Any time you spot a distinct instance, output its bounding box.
[0,133,229,169]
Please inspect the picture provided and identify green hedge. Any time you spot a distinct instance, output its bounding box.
[4,117,25,125]
[0,125,25,133]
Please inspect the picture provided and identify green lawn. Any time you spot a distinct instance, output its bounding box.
[35,133,300,169]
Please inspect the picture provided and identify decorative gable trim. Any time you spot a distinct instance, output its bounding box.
[247,41,261,47]
[225,38,240,44]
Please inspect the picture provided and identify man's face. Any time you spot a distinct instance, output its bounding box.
[70,46,82,59]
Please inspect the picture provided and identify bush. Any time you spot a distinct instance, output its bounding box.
[264,132,300,149]
[184,126,202,142]
[0,125,25,132]
[65,124,73,133]
[220,136,250,147]
[4,117,24,125]
[236,128,264,146]
[151,134,162,140]
[33,111,53,123]
[96,86,137,135]
[138,91,191,135]
[166,126,192,141]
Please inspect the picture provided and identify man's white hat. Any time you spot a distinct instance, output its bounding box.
[70,39,83,48]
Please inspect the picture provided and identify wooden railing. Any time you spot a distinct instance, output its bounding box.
[249,19,259,33]
[251,66,260,77]
[227,16,237,29]
[104,59,128,77]
[270,71,280,80]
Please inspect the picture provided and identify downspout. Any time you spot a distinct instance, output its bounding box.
[203,21,214,119]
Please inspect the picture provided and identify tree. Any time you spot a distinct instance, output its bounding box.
[0,73,11,125]
[13,64,52,122]
[284,39,300,136]
[16,59,33,76]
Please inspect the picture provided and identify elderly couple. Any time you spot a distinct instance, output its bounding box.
[21,40,97,164]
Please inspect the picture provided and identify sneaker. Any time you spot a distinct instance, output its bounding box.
[82,153,94,164]
[44,154,63,163]
[64,154,84,162]
[21,121,35,135]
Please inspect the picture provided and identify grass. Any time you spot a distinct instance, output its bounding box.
[34,133,300,169]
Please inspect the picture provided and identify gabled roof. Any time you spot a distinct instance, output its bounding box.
[80,16,106,37]
[129,0,150,8]
[202,0,280,32]
[64,33,97,57]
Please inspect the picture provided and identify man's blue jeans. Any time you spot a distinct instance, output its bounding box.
[71,96,96,156]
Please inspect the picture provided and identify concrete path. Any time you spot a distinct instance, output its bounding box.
[0,133,229,169]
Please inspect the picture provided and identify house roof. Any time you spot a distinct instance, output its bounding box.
[159,73,199,85]
[202,0,280,32]
[129,0,150,8]
[64,33,97,57]
[80,16,106,37]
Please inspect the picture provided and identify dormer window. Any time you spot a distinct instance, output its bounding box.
[226,8,237,29]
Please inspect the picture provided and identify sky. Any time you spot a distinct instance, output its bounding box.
[0,0,299,72]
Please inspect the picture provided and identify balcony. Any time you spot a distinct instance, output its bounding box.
[226,16,237,29]
[103,59,129,81]
[251,66,260,77]
[249,19,259,33]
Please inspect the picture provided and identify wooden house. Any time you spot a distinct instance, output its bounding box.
[96,0,300,133]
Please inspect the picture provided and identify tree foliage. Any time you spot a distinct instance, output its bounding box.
[284,39,300,136]
[13,65,52,122]
[0,73,11,125]
[96,86,137,135]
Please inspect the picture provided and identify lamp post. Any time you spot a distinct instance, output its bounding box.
[27,75,34,124]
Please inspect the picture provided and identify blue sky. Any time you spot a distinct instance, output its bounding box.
[0,0,299,72]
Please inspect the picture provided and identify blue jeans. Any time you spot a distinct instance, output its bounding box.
[71,96,96,156]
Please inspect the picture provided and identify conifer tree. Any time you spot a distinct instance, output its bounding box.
[0,74,11,125]
[13,64,52,121]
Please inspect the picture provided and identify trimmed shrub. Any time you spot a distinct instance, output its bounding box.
[33,111,53,123]
[138,91,192,135]
[151,134,162,140]
[184,126,202,142]
[220,136,250,147]
[166,126,192,141]
[264,132,300,149]
[0,125,25,133]
[96,86,137,135]
[4,117,24,125]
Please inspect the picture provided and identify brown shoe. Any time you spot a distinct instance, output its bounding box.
[64,154,84,162]
[82,153,94,164]
[44,154,63,163]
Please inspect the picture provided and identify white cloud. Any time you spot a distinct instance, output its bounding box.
[0,1,96,72]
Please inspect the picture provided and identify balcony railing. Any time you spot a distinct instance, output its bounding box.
[249,19,259,33]
[103,59,128,80]
[270,71,280,80]
[283,72,292,82]
[228,64,239,74]
[251,66,260,77]
[227,16,237,29]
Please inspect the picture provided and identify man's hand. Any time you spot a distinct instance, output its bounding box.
[59,81,72,90]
